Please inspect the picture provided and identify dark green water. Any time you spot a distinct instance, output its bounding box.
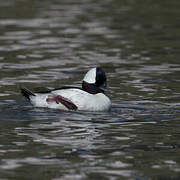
[0,0,180,179]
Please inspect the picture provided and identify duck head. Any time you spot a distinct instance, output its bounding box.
[82,67,107,94]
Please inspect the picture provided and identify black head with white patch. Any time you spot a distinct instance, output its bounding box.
[82,67,107,94]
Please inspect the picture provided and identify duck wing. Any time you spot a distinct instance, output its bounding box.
[46,95,77,110]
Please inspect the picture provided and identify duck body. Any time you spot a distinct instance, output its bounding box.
[21,67,111,112]
[22,87,111,111]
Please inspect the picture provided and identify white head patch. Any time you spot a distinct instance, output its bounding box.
[83,68,96,84]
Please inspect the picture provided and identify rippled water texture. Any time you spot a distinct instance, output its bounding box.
[0,0,180,179]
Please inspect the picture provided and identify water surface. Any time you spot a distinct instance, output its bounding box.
[0,0,180,179]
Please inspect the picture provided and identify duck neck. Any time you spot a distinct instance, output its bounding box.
[82,81,104,94]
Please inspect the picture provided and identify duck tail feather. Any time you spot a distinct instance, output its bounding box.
[20,87,35,100]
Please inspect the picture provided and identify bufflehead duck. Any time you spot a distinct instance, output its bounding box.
[20,67,111,111]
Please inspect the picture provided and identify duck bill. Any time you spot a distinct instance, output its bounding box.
[100,82,109,92]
